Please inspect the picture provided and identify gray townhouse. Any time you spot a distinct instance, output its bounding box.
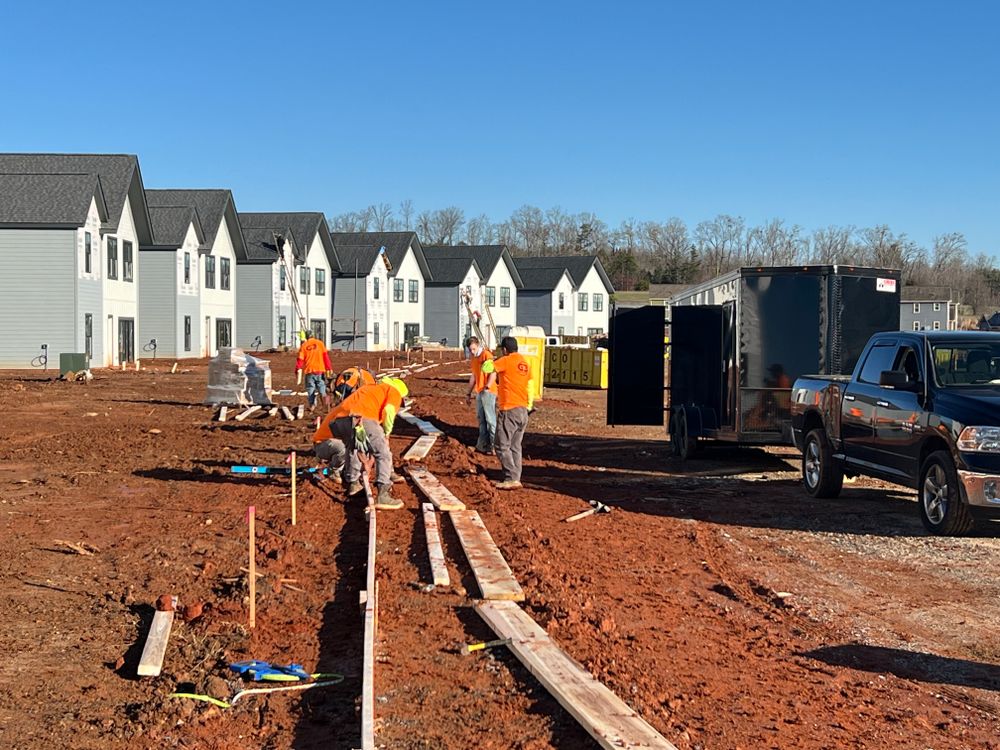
[900,286,959,332]
[423,255,486,347]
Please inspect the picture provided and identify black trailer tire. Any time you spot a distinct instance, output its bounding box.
[671,408,699,461]
[802,429,843,498]
[918,451,975,536]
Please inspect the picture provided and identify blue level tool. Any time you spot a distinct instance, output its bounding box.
[231,466,331,476]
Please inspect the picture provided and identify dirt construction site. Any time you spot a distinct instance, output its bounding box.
[2,350,1000,750]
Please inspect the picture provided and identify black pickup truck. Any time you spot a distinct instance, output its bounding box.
[791,331,1000,535]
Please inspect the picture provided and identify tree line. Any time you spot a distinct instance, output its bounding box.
[329,203,1000,313]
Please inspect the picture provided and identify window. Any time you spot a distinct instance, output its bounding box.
[500,287,510,308]
[221,258,231,290]
[373,277,380,300]
[374,322,380,345]
[485,286,496,306]
[310,319,326,343]
[315,268,325,295]
[183,316,191,352]
[933,321,941,330]
[123,240,133,282]
[183,252,191,284]
[84,232,92,274]
[216,318,232,347]
[465,285,472,297]
[84,314,93,359]
[300,266,310,294]
[593,293,603,312]
[107,237,118,279]
[409,279,419,303]
[205,255,216,288]
[578,293,588,311]
[913,321,921,331]
[913,302,921,313]
[279,265,286,291]
[859,344,899,384]
[393,278,404,302]
[588,327,604,335]
[933,302,941,312]
[558,292,565,310]
[278,316,287,346]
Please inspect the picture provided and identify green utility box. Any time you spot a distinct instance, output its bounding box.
[60,352,89,376]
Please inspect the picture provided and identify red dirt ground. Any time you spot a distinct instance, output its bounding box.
[2,350,999,749]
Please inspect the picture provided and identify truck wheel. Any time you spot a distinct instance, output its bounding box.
[919,451,974,536]
[671,408,699,461]
[802,429,843,498]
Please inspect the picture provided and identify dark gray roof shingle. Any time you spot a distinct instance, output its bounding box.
[512,260,574,291]
[332,245,387,276]
[423,244,523,288]
[512,255,614,292]
[239,224,297,264]
[330,231,430,280]
[146,205,205,249]
[0,173,108,227]
[240,212,339,270]
[425,256,482,285]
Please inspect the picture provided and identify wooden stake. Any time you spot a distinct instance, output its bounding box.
[248,506,256,629]
[135,359,140,371]
[378,357,382,372]
[291,452,297,526]
[171,362,178,374]
[296,369,303,386]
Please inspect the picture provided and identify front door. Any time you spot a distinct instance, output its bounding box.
[118,318,135,363]
[216,318,232,349]
[404,323,420,347]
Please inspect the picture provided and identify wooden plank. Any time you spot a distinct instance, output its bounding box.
[137,609,175,677]
[296,404,305,420]
[234,405,262,422]
[476,601,677,750]
[396,411,443,436]
[402,434,438,462]
[449,510,523,601]
[406,466,466,511]
[360,506,377,750]
[421,503,450,586]
[217,405,228,422]
[280,406,294,421]
[267,406,278,417]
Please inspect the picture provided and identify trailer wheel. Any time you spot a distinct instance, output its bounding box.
[671,408,699,460]
[919,451,974,536]
[802,429,843,498]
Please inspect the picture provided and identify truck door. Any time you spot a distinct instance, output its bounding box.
[872,343,924,482]
[607,305,666,426]
[841,342,898,465]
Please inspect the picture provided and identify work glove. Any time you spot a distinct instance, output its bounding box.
[353,420,371,454]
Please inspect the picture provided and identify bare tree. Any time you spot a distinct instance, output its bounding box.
[399,199,414,230]
[370,203,393,231]
[695,215,745,277]
[466,214,495,245]
[427,206,466,245]
[810,225,856,263]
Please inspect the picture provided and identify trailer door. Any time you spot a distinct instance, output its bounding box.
[671,305,725,429]
[607,305,666,426]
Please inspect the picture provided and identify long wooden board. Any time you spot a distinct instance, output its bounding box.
[476,601,677,750]
[137,609,174,677]
[234,405,261,422]
[396,411,443,436]
[360,506,377,750]
[449,510,523,601]
[403,434,438,462]
[406,467,466,511]
[421,503,450,586]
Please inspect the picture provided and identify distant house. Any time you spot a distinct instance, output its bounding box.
[512,261,577,336]
[901,286,958,332]
[329,242,392,351]
[513,255,614,336]
[332,232,431,348]
[613,283,691,310]
[137,205,206,358]
[424,256,485,348]
[0,153,154,367]
[239,213,339,347]
[235,222,299,350]
[423,245,523,348]
[145,189,248,356]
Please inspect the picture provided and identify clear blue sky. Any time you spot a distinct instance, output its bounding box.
[1,1,996,253]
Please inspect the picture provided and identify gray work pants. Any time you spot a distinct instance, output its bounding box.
[495,407,529,483]
[330,416,393,487]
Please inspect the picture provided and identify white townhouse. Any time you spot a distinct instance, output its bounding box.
[561,255,614,335]
[0,153,154,368]
[513,255,613,336]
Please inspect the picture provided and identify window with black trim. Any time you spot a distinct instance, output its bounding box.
[408,279,418,303]
[205,255,216,289]
[315,267,325,295]
[486,286,496,306]
[84,232,92,274]
[500,287,510,307]
[393,278,403,302]
[221,258,231,290]
[184,252,191,284]
[108,237,118,279]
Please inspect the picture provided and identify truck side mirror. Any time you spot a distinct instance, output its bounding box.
[879,370,917,390]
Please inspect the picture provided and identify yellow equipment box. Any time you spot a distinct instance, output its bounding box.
[543,346,608,389]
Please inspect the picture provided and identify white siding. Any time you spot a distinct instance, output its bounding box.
[573,266,611,334]
[458,265,485,345]
[389,246,424,348]
[551,272,575,335]
[201,216,238,355]
[76,199,104,364]
[368,257,390,351]
[102,194,142,365]
[299,234,332,343]
[483,260,517,349]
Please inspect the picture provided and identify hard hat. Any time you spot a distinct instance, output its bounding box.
[381,376,409,398]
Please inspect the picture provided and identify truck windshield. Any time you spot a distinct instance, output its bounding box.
[932,343,1000,386]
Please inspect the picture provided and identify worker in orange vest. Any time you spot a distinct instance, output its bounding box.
[295,331,333,412]
[312,377,408,509]
[481,336,534,490]
[333,366,377,402]
[465,336,498,453]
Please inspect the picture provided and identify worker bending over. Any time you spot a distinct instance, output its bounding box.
[333,366,377,402]
[312,377,409,509]
[481,336,533,490]
[295,332,333,412]
[465,336,497,453]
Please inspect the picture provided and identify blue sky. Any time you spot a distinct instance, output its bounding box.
[0,1,996,252]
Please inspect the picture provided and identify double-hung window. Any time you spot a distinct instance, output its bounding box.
[500,287,510,308]
[374,277,380,299]
[84,232,92,274]
[107,237,118,279]
[300,266,310,294]
[393,278,404,302]
[593,293,603,311]
[315,268,325,295]
[123,241,133,282]
[205,255,216,288]
[409,279,419,303]
[220,258,231,290]
[183,252,191,284]
[486,286,496,306]
[578,293,588,311]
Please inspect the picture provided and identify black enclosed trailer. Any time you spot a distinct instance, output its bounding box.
[607,266,902,456]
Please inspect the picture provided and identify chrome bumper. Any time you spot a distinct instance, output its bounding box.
[958,470,1000,507]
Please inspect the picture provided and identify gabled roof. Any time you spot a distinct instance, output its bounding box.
[146,189,249,261]
[425,256,484,286]
[241,212,339,270]
[512,255,614,292]
[512,259,575,292]
[423,244,524,288]
[0,153,153,242]
[330,231,431,280]
[239,222,298,265]
[144,205,206,250]
[332,245,388,277]
[0,172,109,228]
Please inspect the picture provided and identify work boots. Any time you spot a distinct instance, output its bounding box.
[347,481,364,497]
[374,484,404,510]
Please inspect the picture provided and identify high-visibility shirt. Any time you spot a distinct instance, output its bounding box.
[470,349,497,394]
[296,337,332,374]
[482,353,532,411]
[312,382,403,442]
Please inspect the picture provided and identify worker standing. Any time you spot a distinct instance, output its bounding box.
[312,377,409,509]
[333,366,377,402]
[295,331,333,412]
[481,336,533,490]
[465,336,497,454]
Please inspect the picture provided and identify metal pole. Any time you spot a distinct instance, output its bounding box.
[353,258,358,351]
